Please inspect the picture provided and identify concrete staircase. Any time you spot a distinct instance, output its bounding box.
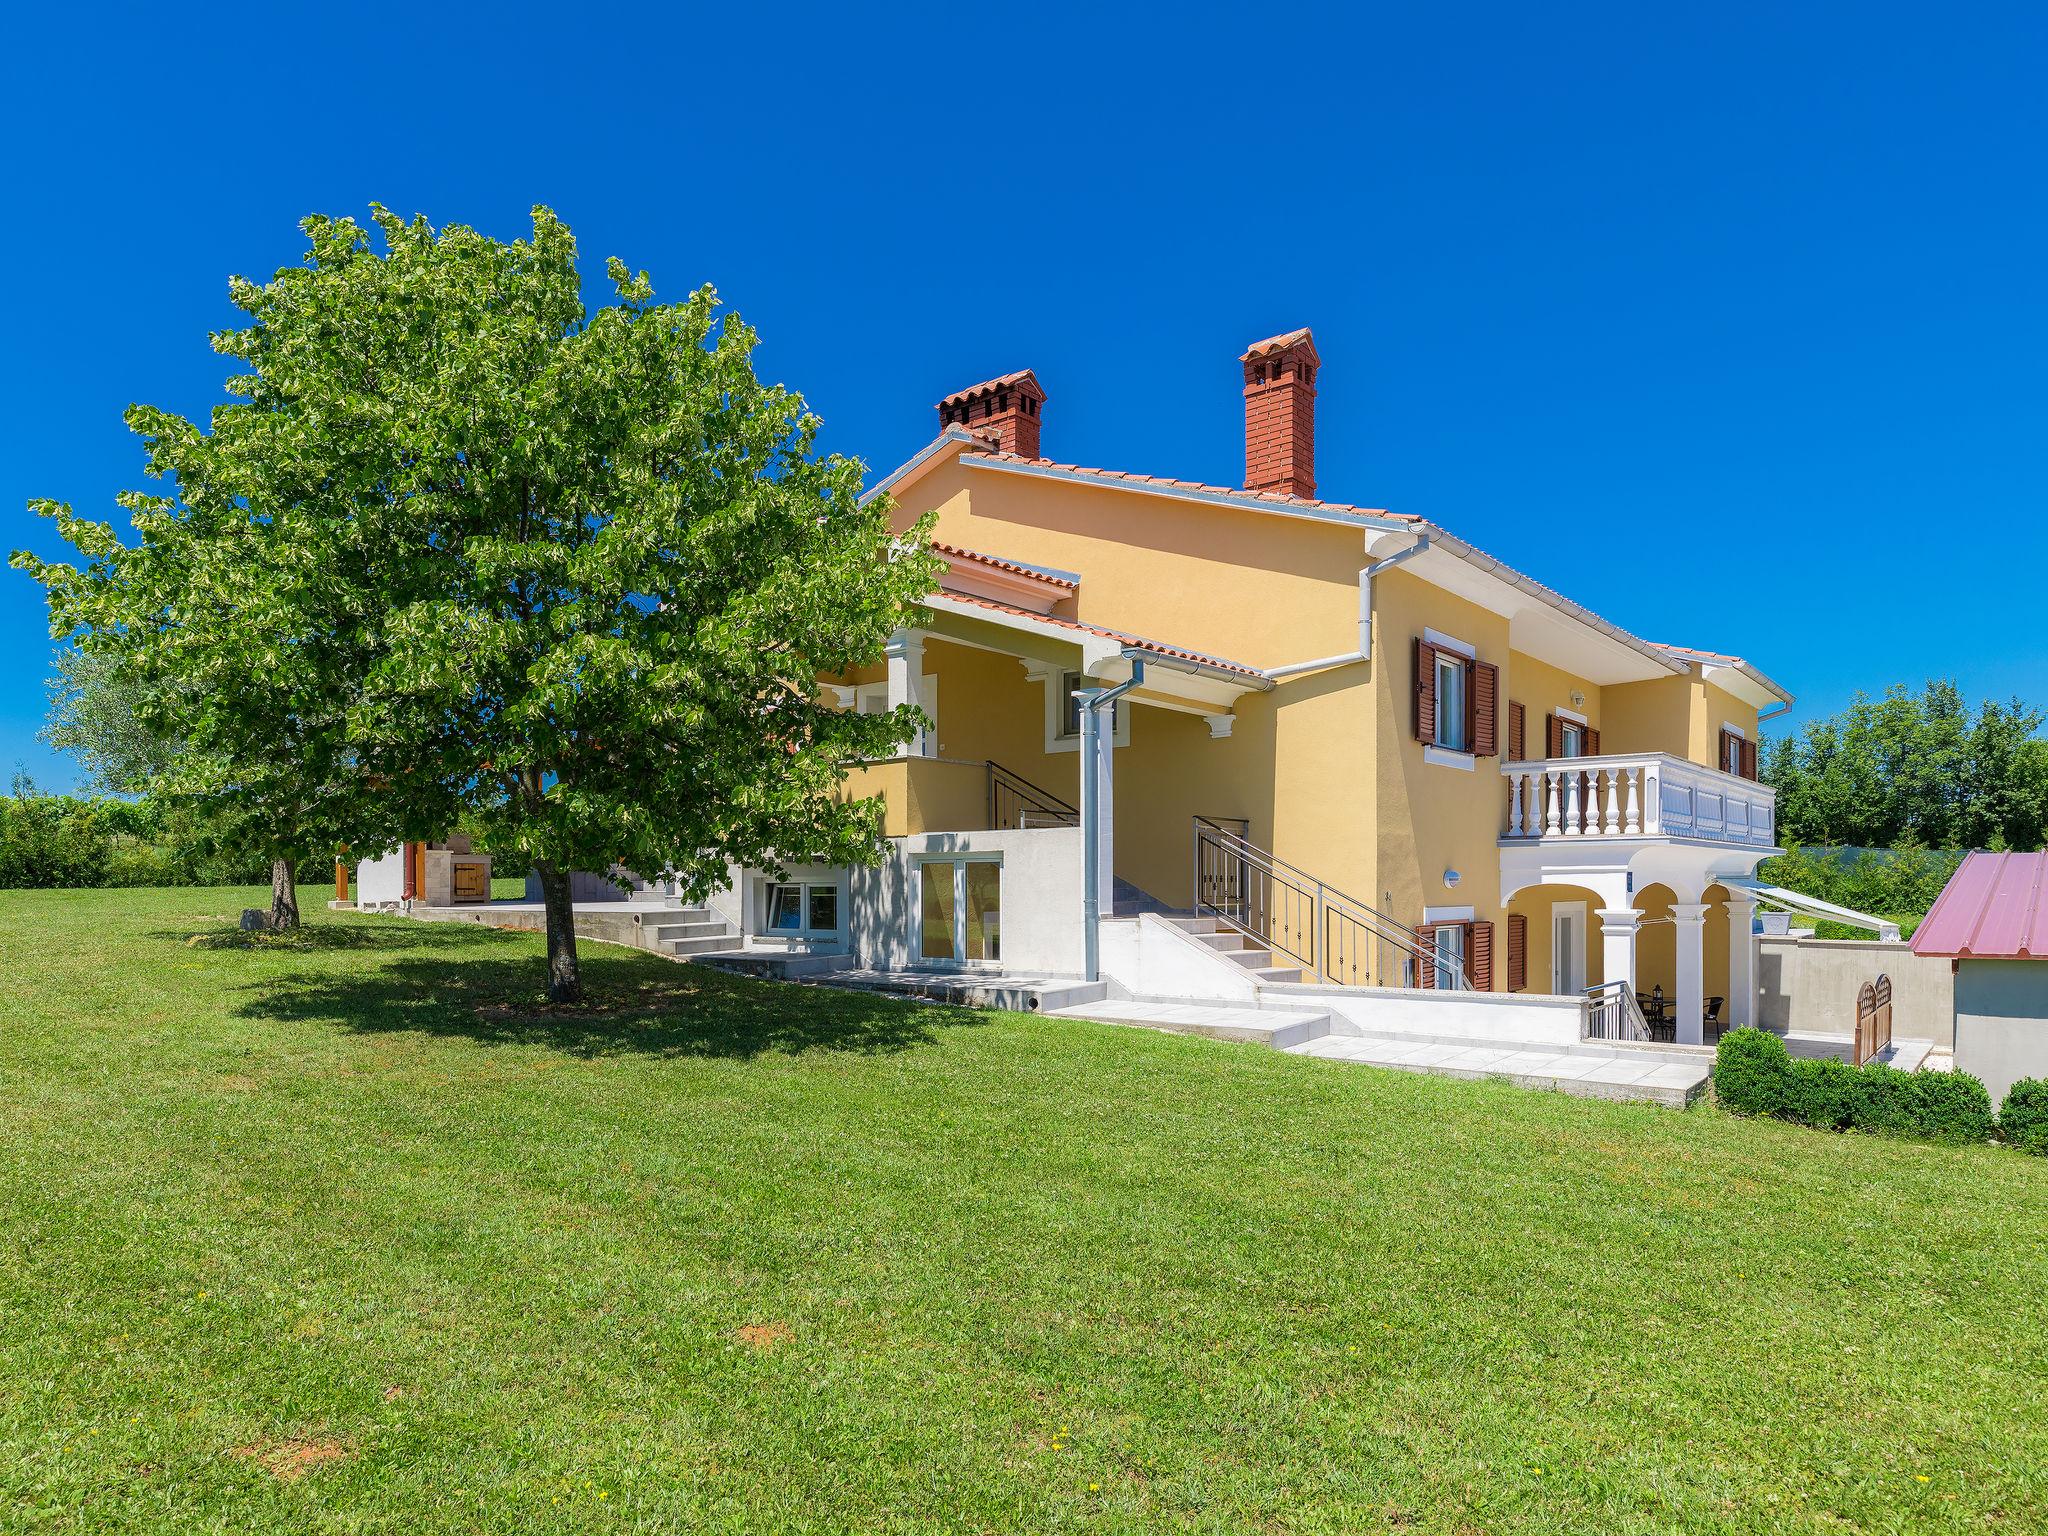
[1161,915,1306,984]
[637,907,741,959]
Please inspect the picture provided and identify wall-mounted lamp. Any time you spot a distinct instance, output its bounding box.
[1570,689,1586,709]
[1443,868,1462,889]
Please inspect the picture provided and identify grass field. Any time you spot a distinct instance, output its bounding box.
[2,886,2044,1534]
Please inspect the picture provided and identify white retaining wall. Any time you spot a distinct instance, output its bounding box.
[851,827,1085,976]
[1757,935,1954,1046]
[1097,914,1260,1003]
[1269,981,1590,1046]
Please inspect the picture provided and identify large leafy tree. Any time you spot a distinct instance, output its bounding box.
[227,207,935,999]
[18,207,936,987]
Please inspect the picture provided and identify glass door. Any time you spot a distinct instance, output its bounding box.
[917,859,1002,966]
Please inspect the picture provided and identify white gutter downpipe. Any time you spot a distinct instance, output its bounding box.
[1078,659,1146,983]
[1263,535,1431,681]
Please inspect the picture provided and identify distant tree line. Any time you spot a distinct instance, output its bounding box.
[1763,681,2048,852]
[0,775,319,890]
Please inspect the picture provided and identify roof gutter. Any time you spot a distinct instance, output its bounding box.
[1120,645,1274,691]
[1264,536,1432,681]
[1418,523,1690,679]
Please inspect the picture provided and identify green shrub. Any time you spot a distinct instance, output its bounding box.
[1844,1062,1919,1137]
[1714,1027,1790,1116]
[1781,1057,1858,1130]
[1906,1071,1995,1146]
[1999,1079,2048,1155]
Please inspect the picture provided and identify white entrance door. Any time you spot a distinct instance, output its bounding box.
[1551,902,1587,993]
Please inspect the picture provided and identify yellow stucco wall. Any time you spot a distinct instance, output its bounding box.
[856,450,1774,991]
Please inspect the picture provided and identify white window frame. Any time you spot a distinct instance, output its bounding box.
[1037,665,1128,754]
[760,878,844,942]
[912,852,1004,969]
[1721,721,1747,777]
[845,676,939,756]
[1421,628,1478,770]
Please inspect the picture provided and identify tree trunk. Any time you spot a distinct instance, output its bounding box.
[270,856,300,931]
[535,861,583,1004]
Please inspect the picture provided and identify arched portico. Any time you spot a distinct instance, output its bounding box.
[1503,846,1764,1040]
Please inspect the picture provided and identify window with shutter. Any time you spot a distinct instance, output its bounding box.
[1472,661,1499,756]
[1506,913,1527,992]
[1413,638,1438,743]
[1507,700,1526,761]
[1742,736,1758,781]
[1415,921,1437,989]
[1585,726,1601,756]
[1469,919,1495,991]
[1546,712,1564,757]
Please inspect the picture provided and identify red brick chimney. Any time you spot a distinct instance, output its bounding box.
[1240,329,1319,499]
[936,370,1046,459]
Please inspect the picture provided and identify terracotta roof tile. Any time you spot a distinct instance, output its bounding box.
[922,590,1266,679]
[931,541,1079,589]
[937,370,1043,407]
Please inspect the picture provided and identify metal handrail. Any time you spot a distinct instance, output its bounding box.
[1585,979,1651,1042]
[1191,815,1465,989]
[987,760,1078,830]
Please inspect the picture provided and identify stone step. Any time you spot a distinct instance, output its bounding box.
[1289,1035,1711,1108]
[1166,916,1219,935]
[1046,999,1332,1050]
[1246,966,1305,984]
[661,933,741,957]
[1214,947,1273,969]
[642,919,729,942]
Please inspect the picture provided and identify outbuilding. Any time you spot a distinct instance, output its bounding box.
[1910,851,2048,1104]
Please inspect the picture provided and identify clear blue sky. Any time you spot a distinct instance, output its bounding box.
[5,2,2044,789]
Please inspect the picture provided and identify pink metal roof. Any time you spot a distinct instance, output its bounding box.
[1910,851,2048,960]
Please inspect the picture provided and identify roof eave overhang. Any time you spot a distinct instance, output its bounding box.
[861,426,984,507]
[1410,522,1690,685]
[959,453,1413,534]
[1694,658,1795,711]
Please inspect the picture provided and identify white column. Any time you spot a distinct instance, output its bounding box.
[1545,771,1563,835]
[1601,770,1620,834]
[1723,895,1758,1030]
[884,629,929,756]
[1508,771,1526,836]
[1671,903,1708,1045]
[1597,908,1640,994]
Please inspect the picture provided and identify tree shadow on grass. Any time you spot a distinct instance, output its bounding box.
[233,950,986,1060]
[160,921,503,953]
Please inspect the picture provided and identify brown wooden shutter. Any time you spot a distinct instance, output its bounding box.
[1469,920,1495,991]
[1741,736,1758,781]
[1413,638,1438,742]
[1415,922,1437,988]
[1507,700,1526,761]
[1472,660,1499,756]
[1506,912,1527,992]
[1585,726,1601,756]
[1545,712,1564,758]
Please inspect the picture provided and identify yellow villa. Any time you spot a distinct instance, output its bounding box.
[587,324,1881,1099]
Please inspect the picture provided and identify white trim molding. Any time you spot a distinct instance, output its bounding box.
[1423,626,1476,660]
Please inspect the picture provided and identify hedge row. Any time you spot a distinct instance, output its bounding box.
[1714,1027,2046,1152]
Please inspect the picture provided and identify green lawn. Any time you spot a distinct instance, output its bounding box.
[2,888,2044,1534]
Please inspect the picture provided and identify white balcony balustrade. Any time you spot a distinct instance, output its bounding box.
[1502,753,1775,848]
